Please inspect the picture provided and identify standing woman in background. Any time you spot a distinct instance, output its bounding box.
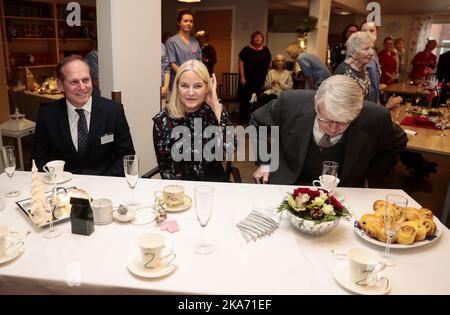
[238,31,272,124]
[165,9,202,89]
[330,23,359,73]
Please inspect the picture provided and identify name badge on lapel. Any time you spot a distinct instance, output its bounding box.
[101,133,114,145]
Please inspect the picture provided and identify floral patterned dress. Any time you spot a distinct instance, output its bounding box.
[152,103,236,181]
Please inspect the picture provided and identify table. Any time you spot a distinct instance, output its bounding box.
[381,82,430,97]
[391,105,450,156]
[0,126,36,170]
[1,172,450,294]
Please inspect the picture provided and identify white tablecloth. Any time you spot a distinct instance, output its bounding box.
[0,172,449,294]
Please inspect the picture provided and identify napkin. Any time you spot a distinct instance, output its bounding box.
[404,129,417,135]
[160,220,179,233]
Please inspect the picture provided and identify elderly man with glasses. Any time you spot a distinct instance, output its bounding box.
[250,75,407,187]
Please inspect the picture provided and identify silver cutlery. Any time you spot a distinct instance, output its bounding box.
[237,209,280,242]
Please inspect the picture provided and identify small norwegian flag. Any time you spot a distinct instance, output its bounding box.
[427,81,443,102]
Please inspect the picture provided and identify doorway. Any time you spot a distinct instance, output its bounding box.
[194,9,233,86]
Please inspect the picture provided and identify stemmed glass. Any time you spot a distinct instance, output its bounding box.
[0,146,21,198]
[437,102,449,137]
[123,155,139,208]
[194,185,214,255]
[321,161,339,193]
[382,194,408,266]
[43,186,66,239]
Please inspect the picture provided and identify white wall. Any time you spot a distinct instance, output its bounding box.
[97,0,160,175]
[162,0,268,72]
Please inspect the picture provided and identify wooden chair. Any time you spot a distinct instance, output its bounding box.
[220,73,240,102]
[142,161,242,183]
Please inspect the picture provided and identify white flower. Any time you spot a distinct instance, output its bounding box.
[319,191,329,201]
[311,197,325,207]
[322,204,336,215]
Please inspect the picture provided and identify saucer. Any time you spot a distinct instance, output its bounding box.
[113,209,136,222]
[333,264,390,295]
[0,237,25,264]
[163,196,192,212]
[41,172,73,185]
[127,252,178,278]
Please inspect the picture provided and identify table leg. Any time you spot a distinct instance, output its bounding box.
[17,136,24,171]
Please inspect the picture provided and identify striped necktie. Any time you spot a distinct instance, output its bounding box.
[75,109,88,157]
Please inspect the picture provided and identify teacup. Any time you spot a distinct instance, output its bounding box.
[91,198,113,225]
[154,185,185,208]
[313,175,340,193]
[44,160,65,181]
[347,248,386,285]
[137,233,176,269]
[0,225,23,257]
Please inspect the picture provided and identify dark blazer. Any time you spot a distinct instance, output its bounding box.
[250,90,408,187]
[33,95,135,177]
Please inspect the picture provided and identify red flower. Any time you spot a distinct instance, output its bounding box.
[292,187,326,200]
[329,195,344,210]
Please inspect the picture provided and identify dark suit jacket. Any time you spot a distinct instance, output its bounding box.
[33,95,135,177]
[250,90,408,187]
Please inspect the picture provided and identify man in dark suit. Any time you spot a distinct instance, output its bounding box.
[33,55,135,177]
[250,75,407,187]
[436,50,450,104]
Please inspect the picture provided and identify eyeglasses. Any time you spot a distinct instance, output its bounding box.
[316,115,351,128]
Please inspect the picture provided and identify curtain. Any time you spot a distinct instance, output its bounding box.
[407,15,433,75]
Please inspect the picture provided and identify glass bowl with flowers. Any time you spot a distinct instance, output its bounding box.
[278,187,351,236]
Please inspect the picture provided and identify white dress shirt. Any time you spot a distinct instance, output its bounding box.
[313,118,343,146]
[66,97,92,151]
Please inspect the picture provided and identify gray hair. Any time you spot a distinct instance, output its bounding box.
[314,75,364,123]
[345,31,374,58]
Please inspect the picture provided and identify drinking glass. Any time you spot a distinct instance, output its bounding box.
[382,194,408,266]
[43,186,66,239]
[320,161,339,192]
[123,155,139,208]
[437,103,449,137]
[0,146,21,198]
[194,185,214,255]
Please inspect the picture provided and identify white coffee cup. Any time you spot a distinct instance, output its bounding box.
[44,160,65,181]
[137,233,176,269]
[347,248,386,285]
[313,175,340,193]
[91,198,113,225]
[154,185,185,208]
[0,225,8,257]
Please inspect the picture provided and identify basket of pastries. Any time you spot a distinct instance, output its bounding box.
[357,200,437,245]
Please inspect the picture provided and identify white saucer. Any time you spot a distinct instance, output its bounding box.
[0,237,25,264]
[41,172,73,185]
[113,209,136,222]
[163,195,192,213]
[333,264,390,295]
[127,252,178,278]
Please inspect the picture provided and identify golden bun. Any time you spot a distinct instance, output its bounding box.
[396,225,416,245]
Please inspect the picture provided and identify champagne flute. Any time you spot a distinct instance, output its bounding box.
[194,185,214,255]
[437,102,449,137]
[43,186,66,239]
[0,146,21,198]
[382,194,408,266]
[123,155,139,208]
[321,161,339,193]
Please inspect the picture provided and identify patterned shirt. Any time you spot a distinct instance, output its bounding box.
[152,104,236,181]
[334,62,371,99]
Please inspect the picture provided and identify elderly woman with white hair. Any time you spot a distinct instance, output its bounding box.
[335,31,401,109]
[250,75,407,187]
[258,54,293,106]
[153,60,235,181]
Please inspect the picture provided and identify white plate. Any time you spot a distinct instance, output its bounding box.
[164,195,192,213]
[353,220,442,249]
[113,209,136,222]
[334,264,390,295]
[0,236,25,264]
[127,252,178,278]
[41,172,73,185]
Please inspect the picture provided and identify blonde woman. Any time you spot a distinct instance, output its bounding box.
[153,60,235,181]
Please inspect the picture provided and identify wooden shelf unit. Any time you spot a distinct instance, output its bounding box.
[0,0,96,77]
